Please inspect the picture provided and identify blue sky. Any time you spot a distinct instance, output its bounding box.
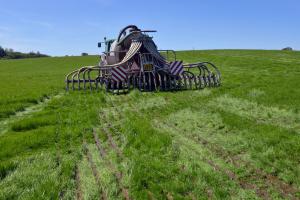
[0,0,299,56]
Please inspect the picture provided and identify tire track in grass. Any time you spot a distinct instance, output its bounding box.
[83,140,108,200]
[109,93,242,199]
[170,130,268,199]
[164,120,299,199]
[100,111,162,200]
[144,92,272,199]
[108,91,299,198]
[102,94,173,199]
[102,127,131,200]
[166,92,300,199]
[195,134,299,199]
[75,164,83,200]
[103,94,189,200]
[92,128,131,200]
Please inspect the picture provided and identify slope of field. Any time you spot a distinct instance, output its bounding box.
[0,50,300,199]
[0,56,99,119]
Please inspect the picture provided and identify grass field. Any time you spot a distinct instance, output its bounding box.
[0,50,300,199]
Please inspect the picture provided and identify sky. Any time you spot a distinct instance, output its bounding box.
[0,0,299,56]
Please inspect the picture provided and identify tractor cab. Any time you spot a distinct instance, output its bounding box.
[98,38,116,53]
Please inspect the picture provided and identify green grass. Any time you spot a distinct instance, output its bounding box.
[0,56,98,119]
[0,50,300,199]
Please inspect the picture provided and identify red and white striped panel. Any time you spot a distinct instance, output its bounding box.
[112,66,127,82]
[170,61,183,75]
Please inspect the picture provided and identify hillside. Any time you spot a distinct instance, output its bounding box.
[0,50,300,199]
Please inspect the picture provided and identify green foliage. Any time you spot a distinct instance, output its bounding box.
[0,48,49,60]
[0,46,6,58]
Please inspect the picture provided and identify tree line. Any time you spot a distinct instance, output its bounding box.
[0,46,49,59]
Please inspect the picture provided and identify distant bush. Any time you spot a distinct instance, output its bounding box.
[282,47,293,51]
[0,46,6,57]
[81,53,88,56]
[0,46,49,59]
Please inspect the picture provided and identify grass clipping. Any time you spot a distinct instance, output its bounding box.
[210,95,300,132]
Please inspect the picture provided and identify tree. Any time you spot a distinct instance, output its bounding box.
[81,53,88,56]
[282,47,293,51]
[0,46,6,57]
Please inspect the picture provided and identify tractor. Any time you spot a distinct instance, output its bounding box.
[65,25,221,93]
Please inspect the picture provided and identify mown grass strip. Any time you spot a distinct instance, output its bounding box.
[210,94,300,132]
[83,140,108,200]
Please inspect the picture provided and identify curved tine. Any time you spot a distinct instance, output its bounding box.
[82,68,91,90]
[65,69,79,90]
[95,76,100,90]
[151,72,156,91]
[81,66,101,89]
[198,64,211,87]
[134,75,137,89]
[202,76,207,88]
[164,73,168,90]
[117,81,120,95]
[193,74,198,90]
[197,75,202,89]
[157,73,162,91]
[100,68,106,88]
[185,61,221,85]
[107,79,111,93]
[188,72,195,90]
[200,64,210,77]
[207,74,212,87]
[178,74,183,90]
[152,72,158,91]
[71,71,80,90]
[210,73,217,87]
[183,71,194,90]
[174,75,178,90]
[127,75,130,93]
[77,68,82,90]
[195,64,208,87]
[138,74,142,91]
[95,76,98,90]
[174,75,179,90]
[183,73,187,90]
[202,65,215,87]
[169,75,173,91]
[148,73,152,91]
[143,73,146,91]
[77,67,87,90]
[203,75,208,87]
[140,74,144,91]
[92,68,101,90]
[205,67,215,87]
[211,74,217,87]
[162,73,166,91]
[105,79,109,93]
[132,75,135,89]
[202,62,221,83]
[189,73,194,90]
[201,74,206,89]
[196,64,204,76]
[160,73,164,91]
[87,69,94,91]
[169,74,173,91]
